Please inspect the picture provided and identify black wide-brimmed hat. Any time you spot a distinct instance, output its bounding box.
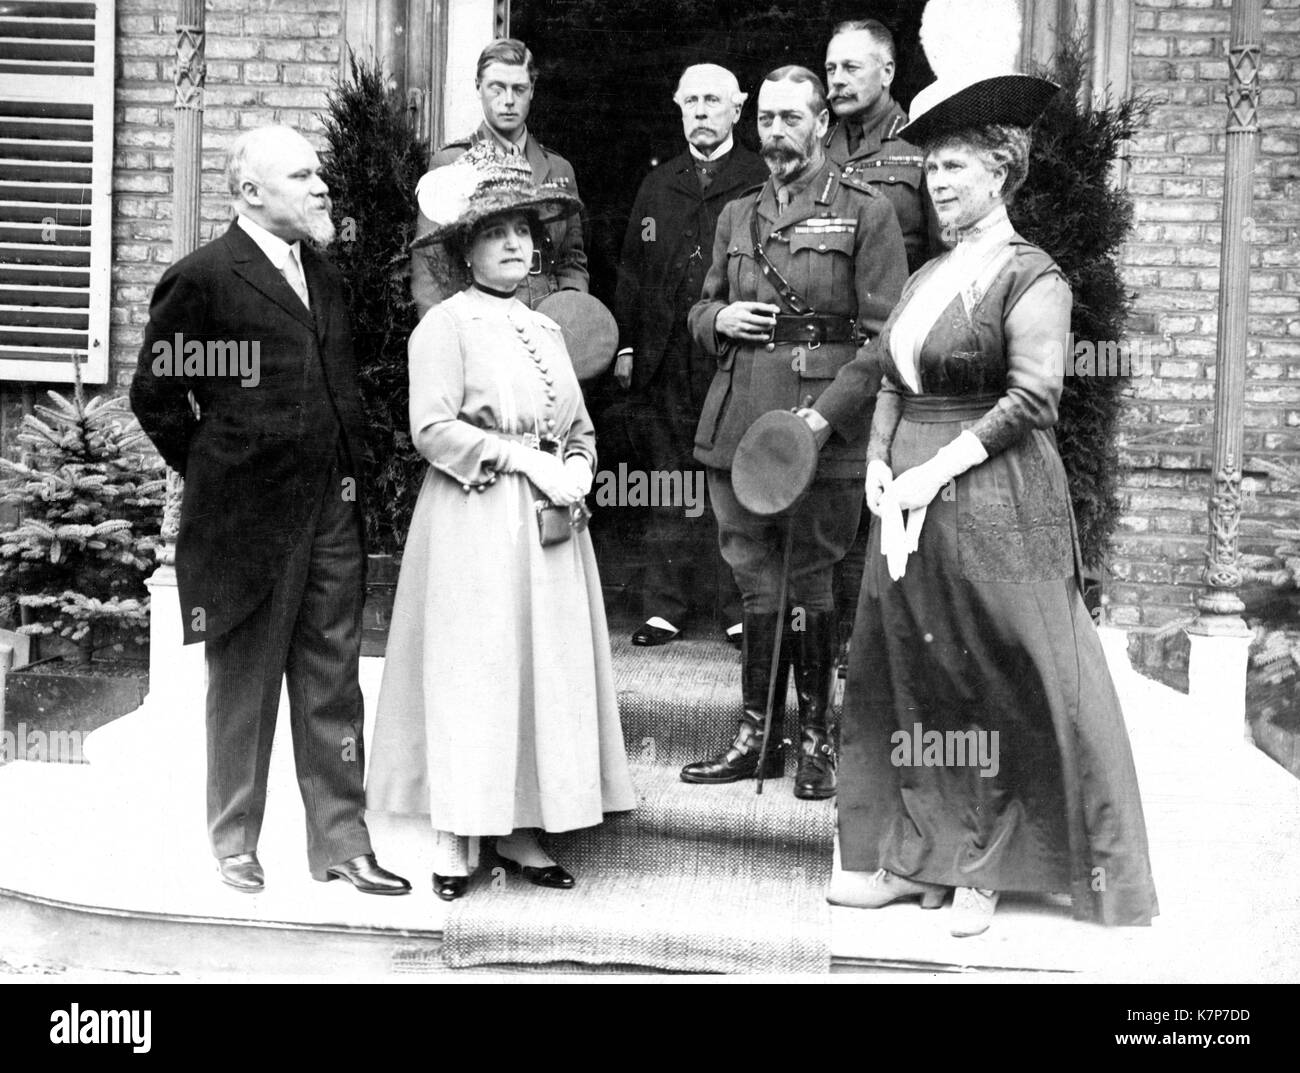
[410,140,581,251]
[732,410,819,518]
[897,0,1058,146]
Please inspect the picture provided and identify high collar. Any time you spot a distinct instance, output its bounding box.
[689,134,734,162]
[237,213,301,271]
[842,92,896,140]
[464,282,520,309]
[483,122,529,156]
[952,203,1013,248]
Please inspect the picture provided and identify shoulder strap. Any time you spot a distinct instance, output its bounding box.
[747,184,815,315]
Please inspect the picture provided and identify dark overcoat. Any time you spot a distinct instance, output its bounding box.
[613,143,767,392]
[130,222,368,644]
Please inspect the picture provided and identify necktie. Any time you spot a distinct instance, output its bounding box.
[847,123,863,156]
[283,246,310,309]
[776,185,790,215]
[696,162,715,192]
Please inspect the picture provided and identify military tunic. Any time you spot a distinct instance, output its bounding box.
[824,96,940,275]
[410,123,588,316]
[688,158,908,612]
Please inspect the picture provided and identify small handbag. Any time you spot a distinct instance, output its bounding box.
[535,498,592,547]
[535,501,572,546]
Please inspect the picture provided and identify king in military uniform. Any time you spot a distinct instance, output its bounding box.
[680,66,908,800]
[410,38,588,315]
[824,19,939,275]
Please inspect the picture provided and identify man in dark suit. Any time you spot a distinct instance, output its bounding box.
[613,63,767,648]
[410,37,587,315]
[130,126,410,896]
[679,68,907,799]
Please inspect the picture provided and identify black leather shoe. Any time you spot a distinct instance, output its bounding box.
[218,851,264,893]
[498,855,575,889]
[632,621,679,646]
[319,853,412,895]
[433,873,469,901]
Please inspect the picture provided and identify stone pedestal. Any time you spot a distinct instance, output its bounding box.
[1186,624,1254,746]
[82,565,206,776]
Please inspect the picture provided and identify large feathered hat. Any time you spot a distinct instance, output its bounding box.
[899,0,1059,146]
[410,140,581,250]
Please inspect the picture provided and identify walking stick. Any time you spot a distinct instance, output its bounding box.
[755,519,795,795]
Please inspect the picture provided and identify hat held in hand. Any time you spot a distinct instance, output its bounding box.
[732,410,820,518]
[899,0,1059,146]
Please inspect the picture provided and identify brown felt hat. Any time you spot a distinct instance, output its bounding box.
[536,291,618,381]
[732,410,820,518]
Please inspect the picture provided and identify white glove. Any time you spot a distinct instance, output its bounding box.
[888,430,988,511]
[499,442,584,505]
[564,455,594,497]
[865,459,893,517]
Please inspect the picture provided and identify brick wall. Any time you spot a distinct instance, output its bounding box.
[1105,0,1300,628]
[109,0,344,391]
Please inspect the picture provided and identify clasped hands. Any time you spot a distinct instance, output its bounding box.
[511,446,593,506]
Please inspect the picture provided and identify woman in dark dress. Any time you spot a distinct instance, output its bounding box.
[815,1,1158,937]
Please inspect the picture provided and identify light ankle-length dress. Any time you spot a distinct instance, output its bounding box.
[366,286,636,837]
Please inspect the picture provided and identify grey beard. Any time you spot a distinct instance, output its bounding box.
[304,214,337,248]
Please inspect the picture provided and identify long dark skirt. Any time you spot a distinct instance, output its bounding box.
[838,402,1159,926]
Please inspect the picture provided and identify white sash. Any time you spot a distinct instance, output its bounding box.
[889,205,1017,394]
[879,206,1017,580]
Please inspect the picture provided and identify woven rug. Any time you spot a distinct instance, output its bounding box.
[441,628,835,974]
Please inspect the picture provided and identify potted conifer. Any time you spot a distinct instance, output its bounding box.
[0,365,165,745]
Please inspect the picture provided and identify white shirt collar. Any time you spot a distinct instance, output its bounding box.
[237,213,301,271]
[689,134,734,162]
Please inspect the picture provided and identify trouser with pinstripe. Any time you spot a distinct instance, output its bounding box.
[204,442,373,878]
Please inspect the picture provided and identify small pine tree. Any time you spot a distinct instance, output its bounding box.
[0,366,166,664]
[1013,37,1153,568]
[319,54,430,555]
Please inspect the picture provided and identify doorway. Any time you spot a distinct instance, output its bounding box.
[508,0,932,622]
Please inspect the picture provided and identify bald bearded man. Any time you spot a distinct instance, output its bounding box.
[131,126,410,897]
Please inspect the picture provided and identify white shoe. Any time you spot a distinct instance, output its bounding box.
[950,886,999,936]
[828,867,947,909]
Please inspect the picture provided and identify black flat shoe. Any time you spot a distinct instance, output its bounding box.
[632,621,679,646]
[433,873,469,901]
[218,851,264,893]
[317,853,412,895]
[497,855,575,889]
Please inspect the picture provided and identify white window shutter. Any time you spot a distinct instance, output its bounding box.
[0,0,115,384]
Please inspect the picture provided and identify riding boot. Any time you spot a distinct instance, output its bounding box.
[680,609,791,783]
[793,609,838,800]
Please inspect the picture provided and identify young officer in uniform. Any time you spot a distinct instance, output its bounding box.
[410,38,588,315]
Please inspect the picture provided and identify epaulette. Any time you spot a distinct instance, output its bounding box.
[838,171,879,197]
[436,138,472,153]
[741,181,766,198]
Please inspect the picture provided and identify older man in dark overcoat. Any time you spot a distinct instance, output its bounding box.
[130,126,409,896]
[612,63,767,648]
